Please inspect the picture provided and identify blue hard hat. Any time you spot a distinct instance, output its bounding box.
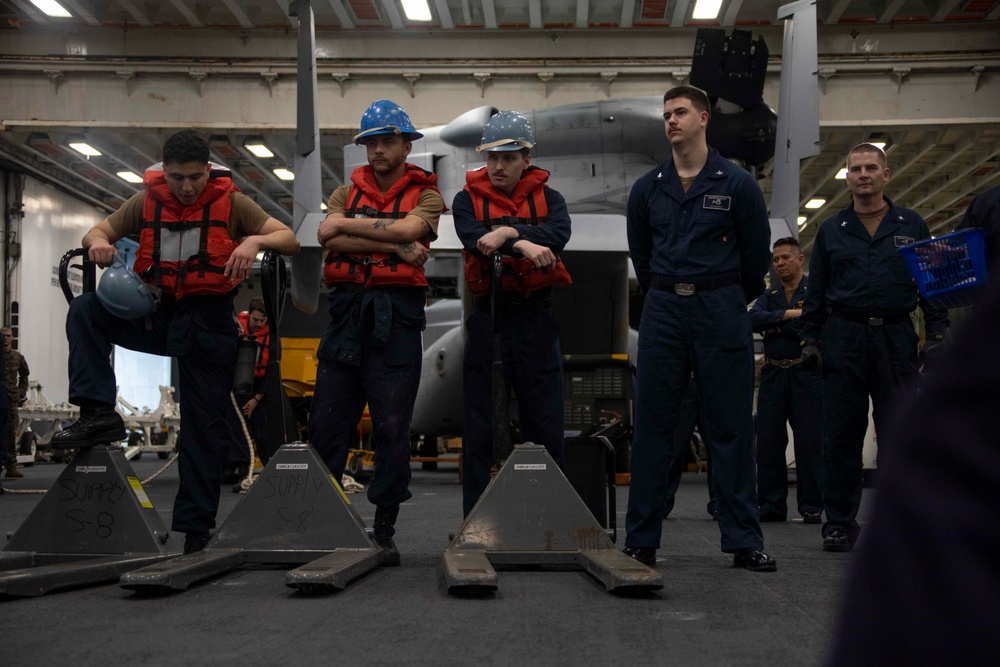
[477,111,535,153]
[96,254,160,319]
[354,100,424,145]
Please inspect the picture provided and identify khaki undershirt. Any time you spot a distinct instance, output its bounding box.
[680,175,696,193]
[858,202,890,238]
[327,184,443,238]
[107,192,271,240]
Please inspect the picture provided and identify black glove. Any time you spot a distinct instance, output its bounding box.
[920,335,946,372]
[801,339,823,372]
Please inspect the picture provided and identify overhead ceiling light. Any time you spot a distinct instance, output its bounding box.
[869,141,887,150]
[797,216,807,225]
[117,171,143,184]
[68,141,101,157]
[320,202,328,211]
[244,138,274,159]
[273,168,295,181]
[835,168,848,180]
[401,0,432,21]
[692,0,723,20]
[805,198,826,209]
[29,0,72,18]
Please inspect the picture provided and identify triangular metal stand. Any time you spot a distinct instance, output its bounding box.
[0,445,173,597]
[120,443,383,595]
[442,443,663,595]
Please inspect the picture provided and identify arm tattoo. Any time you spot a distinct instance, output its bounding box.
[398,241,416,254]
[372,219,395,231]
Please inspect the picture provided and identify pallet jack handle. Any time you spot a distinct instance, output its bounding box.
[259,251,293,462]
[58,248,97,304]
[491,252,513,466]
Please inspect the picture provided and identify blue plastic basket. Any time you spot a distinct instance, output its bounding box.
[898,227,989,308]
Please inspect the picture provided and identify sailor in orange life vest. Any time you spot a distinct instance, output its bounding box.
[452,110,573,517]
[51,130,300,555]
[309,100,445,566]
[223,296,269,483]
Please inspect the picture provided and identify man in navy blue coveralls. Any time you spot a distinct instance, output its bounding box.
[956,184,1000,268]
[623,86,775,572]
[751,237,823,524]
[799,143,948,553]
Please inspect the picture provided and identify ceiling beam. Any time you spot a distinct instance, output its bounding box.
[433,0,454,29]
[378,0,404,28]
[575,0,587,27]
[620,0,634,27]
[221,0,255,28]
[166,0,203,26]
[929,0,963,22]
[326,0,354,28]
[272,0,297,27]
[721,0,745,27]
[482,0,497,28]
[877,0,908,24]
[7,0,48,23]
[670,0,690,26]
[60,0,102,25]
[528,0,541,28]
[824,0,852,24]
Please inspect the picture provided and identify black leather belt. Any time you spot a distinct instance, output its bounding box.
[649,274,739,296]
[765,357,802,368]
[830,307,910,327]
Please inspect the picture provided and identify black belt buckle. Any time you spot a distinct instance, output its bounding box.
[675,283,696,297]
[867,317,884,326]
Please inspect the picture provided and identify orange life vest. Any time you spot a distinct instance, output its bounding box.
[238,311,270,379]
[462,166,572,298]
[323,164,439,289]
[134,164,241,298]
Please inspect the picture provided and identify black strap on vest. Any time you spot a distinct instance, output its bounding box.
[197,204,210,277]
[151,201,163,286]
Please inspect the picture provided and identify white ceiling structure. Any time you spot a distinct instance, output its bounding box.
[0,0,998,249]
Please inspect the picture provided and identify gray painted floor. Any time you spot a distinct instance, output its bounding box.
[0,456,865,666]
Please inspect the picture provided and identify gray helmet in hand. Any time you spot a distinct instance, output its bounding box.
[96,254,160,319]
[477,110,535,153]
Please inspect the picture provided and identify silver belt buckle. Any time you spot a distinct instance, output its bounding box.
[867,317,883,326]
[675,283,696,296]
[778,359,794,369]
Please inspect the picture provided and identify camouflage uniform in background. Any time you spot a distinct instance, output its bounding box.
[4,344,29,477]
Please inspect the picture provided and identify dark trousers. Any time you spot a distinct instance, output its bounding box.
[66,292,237,534]
[820,316,919,544]
[309,323,421,518]
[461,307,566,517]
[755,364,823,517]
[626,285,762,553]
[663,378,716,518]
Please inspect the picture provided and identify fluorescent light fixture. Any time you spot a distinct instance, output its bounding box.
[320,202,328,211]
[835,168,848,180]
[244,142,274,159]
[869,141,887,150]
[805,198,826,209]
[692,0,723,20]
[69,142,101,157]
[401,0,432,21]
[117,170,143,184]
[30,0,72,17]
[797,216,807,225]
[273,168,295,181]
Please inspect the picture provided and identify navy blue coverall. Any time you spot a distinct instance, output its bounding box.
[663,376,716,519]
[453,186,571,517]
[625,147,771,553]
[750,279,823,519]
[309,288,425,525]
[956,183,1000,269]
[66,293,238,535]
[800,196,948,546]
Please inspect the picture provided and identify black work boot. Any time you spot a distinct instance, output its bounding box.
[372,506,401,567]
[51,405,127,449]
[183,531,211,554]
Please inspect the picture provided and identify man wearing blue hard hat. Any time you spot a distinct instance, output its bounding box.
[310,100,444,566]
[52,129,299,555]
[452,110,573,516]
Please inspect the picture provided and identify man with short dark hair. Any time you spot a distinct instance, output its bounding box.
[52,129,299,554]
[800,143,948,553]
[623,85,775,571]
[750,237,822,524]
[452,110,572,517]
[310,100,444,565]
